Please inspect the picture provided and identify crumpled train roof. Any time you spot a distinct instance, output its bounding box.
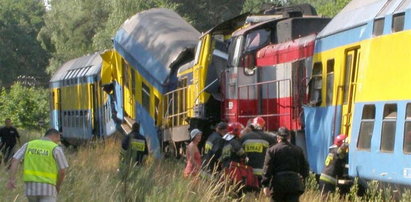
[113,8,200,92]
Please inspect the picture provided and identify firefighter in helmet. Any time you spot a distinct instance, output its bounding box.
[240,116,276,178]
[319,134,349,194]
[220,122,245,169]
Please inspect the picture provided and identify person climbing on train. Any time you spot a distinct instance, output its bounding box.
[240,116,276,179]
[262,127,309,202]
[121,122,148,168]
[184,129,202,177]
[202,122,228,172]
[319,134,349,194]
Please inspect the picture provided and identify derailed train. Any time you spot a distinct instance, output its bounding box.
[50,0,411,186]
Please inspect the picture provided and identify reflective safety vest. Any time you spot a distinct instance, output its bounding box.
[130,139,146,152]
[23,139,58,185]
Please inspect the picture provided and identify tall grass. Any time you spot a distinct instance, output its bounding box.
[1,131,410,201]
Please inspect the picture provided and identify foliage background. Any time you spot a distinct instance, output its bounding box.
[0,83,49,130]
[0,0,351,129]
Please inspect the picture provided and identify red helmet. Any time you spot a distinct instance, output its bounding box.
[228,122,244,136]
[334,134,347,147]
[252,116,265,130]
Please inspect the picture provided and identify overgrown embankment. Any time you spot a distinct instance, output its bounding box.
[1,132,410,202]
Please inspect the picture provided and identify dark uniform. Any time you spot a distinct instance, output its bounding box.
[241,130,276,176]
[319,145,348,194]
[0,126,20,163]
[203,131,224,171]
[220,135,245,169]
[121,131,148,166]
[262,141,309,202]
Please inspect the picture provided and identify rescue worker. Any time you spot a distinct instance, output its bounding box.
[121,122,148,167]
[0,118,21,164]
[7,128,68,202]
[202,122,228,172]
[319,134,349,194]
[241,116,276,178]
[262,127,309,202]
[220,122,245,169]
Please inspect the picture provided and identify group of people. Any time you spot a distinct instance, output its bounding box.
[1,117,69,202]
[183,117,309,202]
[182,117,353,202]
[2,115,351,202]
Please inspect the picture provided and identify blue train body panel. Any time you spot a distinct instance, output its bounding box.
[135,103,161,158]
[303,106,341,173]
[113,81,124,121]
[51,110,60,130]
[350,100,411,185]
[114,29,167,93]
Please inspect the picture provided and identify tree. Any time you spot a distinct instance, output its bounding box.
[40,0,180,74]
[242,0,284,13]
[93,0,179,51]
[0,83,49,130]
[174,0,245,31]
[0,0,49,87]
[38,0,111,74]
[242,0,350,17]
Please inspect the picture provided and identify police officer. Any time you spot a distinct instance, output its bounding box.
[262,127,309,202]
[7,128,68,202]
[121,122,148,167]
[203,122,228,172]
[319,134,348,194]
[241,116,276,178]
[0,118,20,164]
[220,122,245,169]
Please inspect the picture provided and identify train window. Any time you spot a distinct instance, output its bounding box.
[122,60,129,86]
[243,29,271,53]
[308,62,322,106]
[357,105,375,150]
[82,66,90,76]
[142,82,150,113]
[380,104,397,152]
[131,71,136,97]
[392,13,405,33]
[228,36,243,67]
[75,111,79,127]
[67,111,71,127]
[63,111,67,127]
[154,96,160,125]
[404,103,411,153]
[74,68,82,78]
[193,40,202,65]
[326,59,334,105]
[373,18,384,36]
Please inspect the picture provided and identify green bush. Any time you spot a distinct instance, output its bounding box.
[0,83,49,130]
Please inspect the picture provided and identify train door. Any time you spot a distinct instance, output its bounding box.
[123,60,135,118]
[91,78,100,137]
[340,47,360,136]
[56,88,62,131]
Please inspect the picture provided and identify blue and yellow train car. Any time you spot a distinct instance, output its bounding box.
[305,0,411,185]
[50,52,117,145]
[101,8,200,157]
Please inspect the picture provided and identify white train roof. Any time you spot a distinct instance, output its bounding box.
[50,52,102,83]
[318,0,411,38]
